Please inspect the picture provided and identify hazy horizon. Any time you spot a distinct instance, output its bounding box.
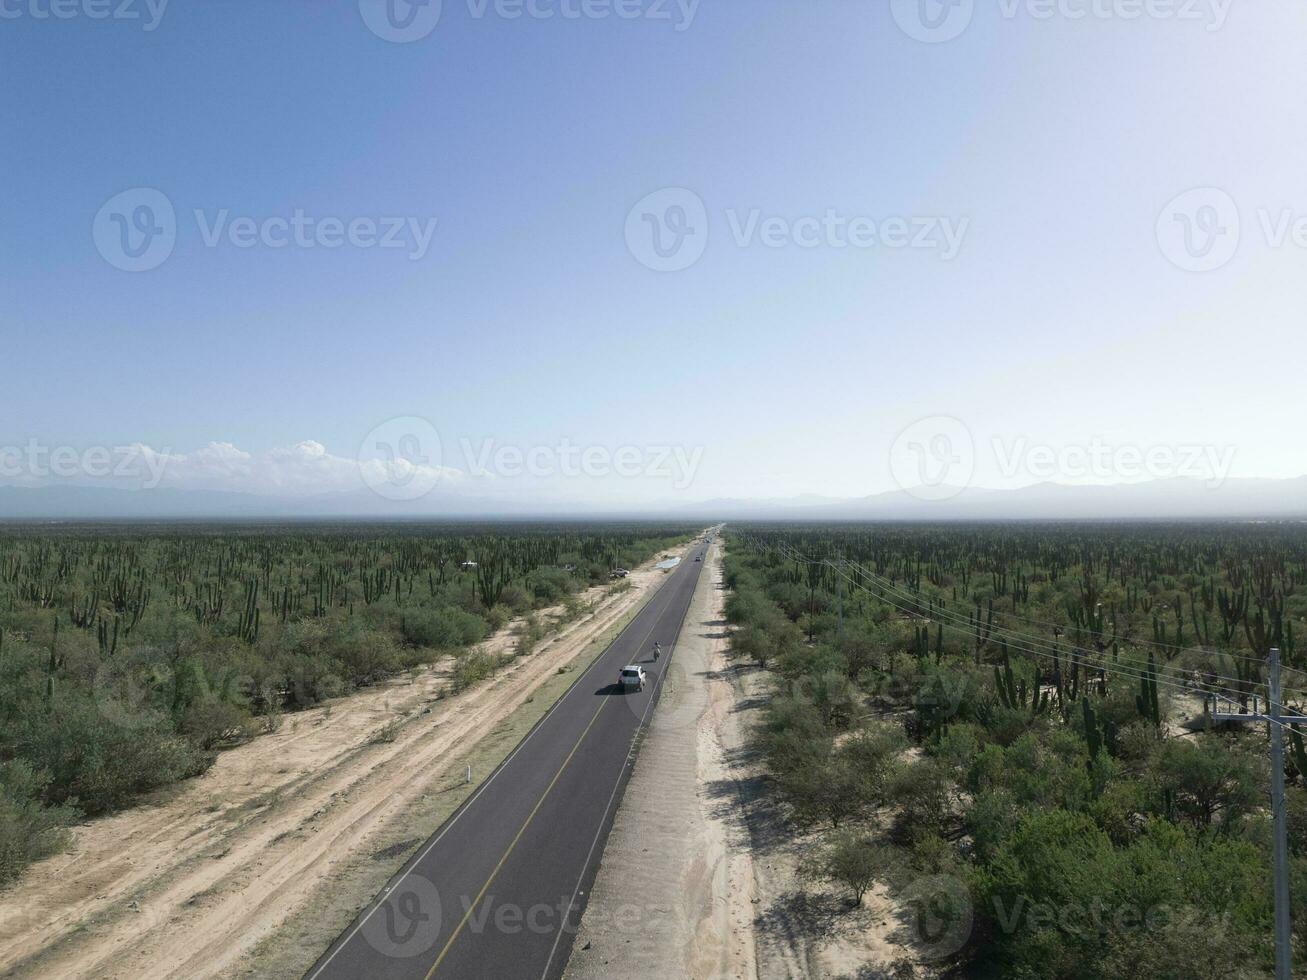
[6,3,1306,510]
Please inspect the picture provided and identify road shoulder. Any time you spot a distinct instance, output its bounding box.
[565,540,759,980]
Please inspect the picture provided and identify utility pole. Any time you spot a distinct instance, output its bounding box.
[1208,648,1303,980]
[1271,647,1294,980]
[835,555,844,642]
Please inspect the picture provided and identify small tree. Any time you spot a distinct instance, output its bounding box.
[811,831,880,904]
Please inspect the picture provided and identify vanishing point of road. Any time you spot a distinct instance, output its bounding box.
[306,538,710,980]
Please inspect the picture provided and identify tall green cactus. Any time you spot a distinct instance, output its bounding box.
[97,615,119,658]
[993,652,1050,717]
[44,615,61,705]
[238,579,260,644]
[1135,654,1161,728]
[1082,697,1118,761]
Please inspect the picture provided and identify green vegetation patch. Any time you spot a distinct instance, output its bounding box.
[724,522,1306,979]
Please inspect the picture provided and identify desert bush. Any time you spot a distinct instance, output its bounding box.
[527,567,574,606]
[179,697,256,750]
[0,761,75,886]
[484,603,513,632]
[13,691,211,816]
[807,830,882,903]
[1149,735,1262,833]
[450,649,498,693]
[401,608,487,650]
[889,758,955,839]
[498,585,532,615]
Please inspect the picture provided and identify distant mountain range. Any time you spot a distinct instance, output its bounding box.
[0,477,1304,522]
[668,477,1307,521]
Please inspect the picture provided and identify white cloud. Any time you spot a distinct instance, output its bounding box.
[0,439,464,498]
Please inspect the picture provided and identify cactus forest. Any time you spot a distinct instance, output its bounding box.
[723,521,1307,979]
[0,521,693,886]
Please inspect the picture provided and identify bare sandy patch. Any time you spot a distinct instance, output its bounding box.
[565,537,931,980]
[0,544,692,980]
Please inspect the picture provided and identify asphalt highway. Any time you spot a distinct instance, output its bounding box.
[306,539,710,980]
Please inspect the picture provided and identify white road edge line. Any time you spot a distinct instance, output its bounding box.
[305,552,690,980]
[538,544,708,980]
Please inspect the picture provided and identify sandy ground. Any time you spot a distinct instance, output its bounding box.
[567,539,922,980]
[0,544,692,980]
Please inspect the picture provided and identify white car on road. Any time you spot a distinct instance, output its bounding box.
[618,665,646,692]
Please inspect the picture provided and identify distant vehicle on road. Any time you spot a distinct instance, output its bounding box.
[618,665,646,692]
[610,568,629,579]
[695,556,702,562]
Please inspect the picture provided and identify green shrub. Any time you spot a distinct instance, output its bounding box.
[401,608,487,650]
[0,761,76,886]
[450,649,498,693]
[807,830,882,903]
[179,698,256,750]
[14,691,211,816]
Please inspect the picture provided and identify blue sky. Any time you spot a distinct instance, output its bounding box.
[3,0,1306,506]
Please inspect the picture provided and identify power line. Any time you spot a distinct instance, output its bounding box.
[756,532,1306,678]
[827,552,1307,703]
[769,542,1306,725]
[767,541,1307,703]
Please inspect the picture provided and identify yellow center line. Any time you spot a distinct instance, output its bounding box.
[424,599,669,978]
[423,697,607,979]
